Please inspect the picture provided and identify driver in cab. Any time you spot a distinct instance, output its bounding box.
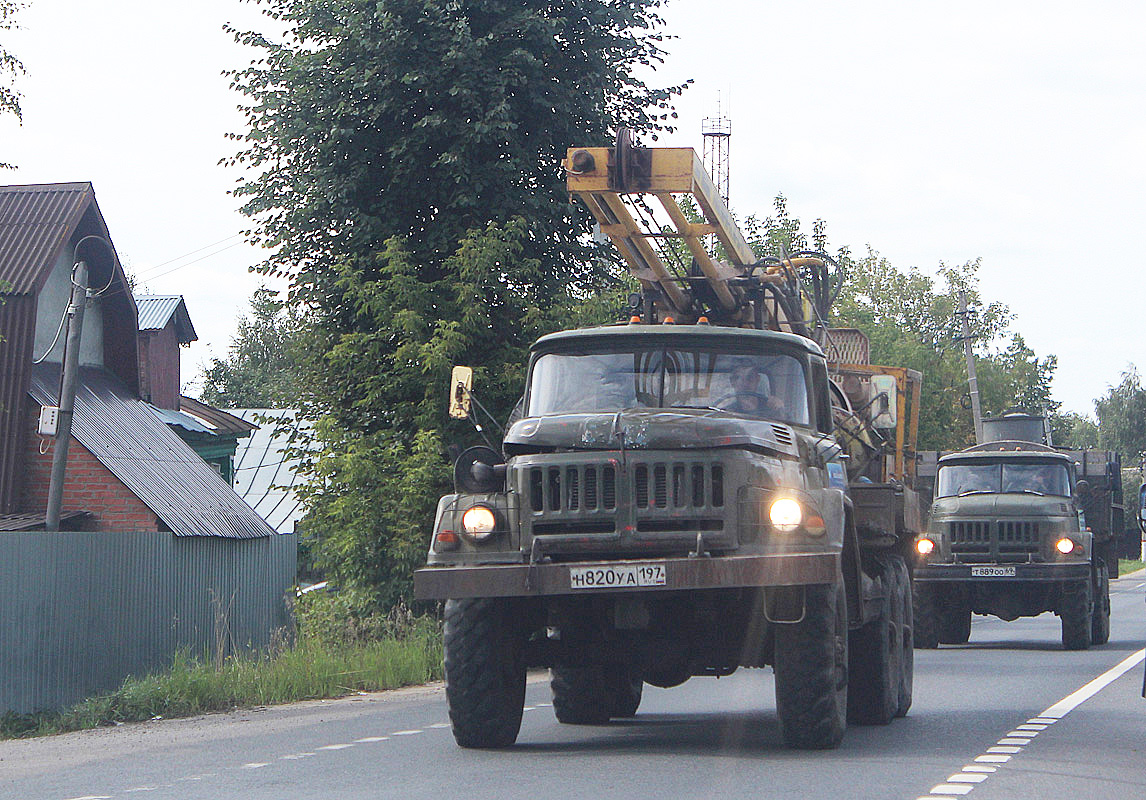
[724,362,784,418]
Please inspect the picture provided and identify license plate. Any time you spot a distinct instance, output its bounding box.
[971,565,1016,577]
[569,563,666,590]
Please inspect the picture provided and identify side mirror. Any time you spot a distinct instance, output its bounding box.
[1138,484,1146,535]
[1075,479,1090,496]
[870,374,898,429]
[448,366,473,419]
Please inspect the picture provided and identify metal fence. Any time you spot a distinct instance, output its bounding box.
[0,530,297,714]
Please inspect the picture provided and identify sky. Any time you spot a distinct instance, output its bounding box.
[2,0,1143,415]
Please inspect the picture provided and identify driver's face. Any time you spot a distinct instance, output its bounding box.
[731,367,759,389]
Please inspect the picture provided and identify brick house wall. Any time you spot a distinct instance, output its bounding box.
[21,411,160,531]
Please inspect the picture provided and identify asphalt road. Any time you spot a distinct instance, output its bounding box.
[2,575,1144,800]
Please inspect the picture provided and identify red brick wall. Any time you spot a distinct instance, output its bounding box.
[21,410,160,531]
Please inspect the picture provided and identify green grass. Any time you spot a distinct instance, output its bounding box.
[1120,558,1144,575]
[0,611,443,740]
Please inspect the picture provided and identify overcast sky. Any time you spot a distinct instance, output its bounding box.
[2,0,1142,415]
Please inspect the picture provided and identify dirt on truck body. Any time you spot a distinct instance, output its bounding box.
[414,133,922,750]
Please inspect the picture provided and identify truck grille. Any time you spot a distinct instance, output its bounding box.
[948,520,1042,558]
[529,464,617,513]
[633,463,723,510]
[524,460,726,539]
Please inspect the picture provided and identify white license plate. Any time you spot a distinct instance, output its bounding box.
[971,565,1016,577]
[569,563,666,590]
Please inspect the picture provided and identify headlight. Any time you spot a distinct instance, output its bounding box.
[916,537,935,556]
[461,505,497,541]
[769,498,803,532]
[1055,537,1078,555]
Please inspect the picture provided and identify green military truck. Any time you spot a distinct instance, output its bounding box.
[415,137,922,750]
[913,413,1122,650]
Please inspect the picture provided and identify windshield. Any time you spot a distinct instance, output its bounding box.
[527,348,810,426]
[936,462,1071,497]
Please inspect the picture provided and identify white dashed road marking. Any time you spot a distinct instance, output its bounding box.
[392,729,423,736]
[317,743,355,750]
[356,735,392,742]
[915,648,1146,799]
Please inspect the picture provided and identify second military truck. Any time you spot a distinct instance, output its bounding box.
[415,135,922,750]
[914,413,1122,650]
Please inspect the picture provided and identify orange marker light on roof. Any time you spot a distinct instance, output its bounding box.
[629,315,641,324]
[697,316,710,325]
[663,316,675,324]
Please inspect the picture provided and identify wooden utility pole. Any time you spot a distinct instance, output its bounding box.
[958,290,984,444]
[45,261,87,531]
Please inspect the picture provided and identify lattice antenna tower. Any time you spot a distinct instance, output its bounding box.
[702,93,732,207]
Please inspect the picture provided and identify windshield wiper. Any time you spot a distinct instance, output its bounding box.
[957,489,994,496]
[1012,489,1047,496]
[669,404,725,412]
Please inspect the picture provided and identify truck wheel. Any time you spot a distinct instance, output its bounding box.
[774,577,848,749]
[847,560,898,726]
[444,598,527,748]
[912,581,940,649]
[608,669,643,718]
[1091,564,1111,646]
[1060,578,1093,651]
[938,599,971,645]
[891,558,913,717]
[551,667,611,725]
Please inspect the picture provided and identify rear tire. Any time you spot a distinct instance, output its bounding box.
[847,559,899,726]
[1060,577,1093,651]
[912,581,940,649]
[891,558,913,717]
[551,667,611,725]
[444,598,527,748]
[1091,563,1111,646]
[774,576,848,749]
[608,669,643,718]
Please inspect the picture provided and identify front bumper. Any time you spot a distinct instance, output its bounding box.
[414,552,839,600]
[914,562,1091,583]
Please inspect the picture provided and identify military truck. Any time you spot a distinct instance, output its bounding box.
[913,413,1122,650]
[414,134,922,750]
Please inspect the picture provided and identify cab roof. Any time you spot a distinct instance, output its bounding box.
[531,324,826,357]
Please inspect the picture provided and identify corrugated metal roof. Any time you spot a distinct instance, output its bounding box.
[232,410,313,534]
[28,363,277,539]
[145,404,216,435]
[0,183,93,294]
[134,295,198,343]
[178,396,258,436]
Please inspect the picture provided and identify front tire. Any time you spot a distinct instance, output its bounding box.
[938,597,971,645]
[774,576,848,749]
[1091,563,1110,646]
[1060,577,1093,651]
[444,598,527,748]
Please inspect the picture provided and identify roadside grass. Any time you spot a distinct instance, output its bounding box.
[0,596,443,740]
[1119,558,1144,575]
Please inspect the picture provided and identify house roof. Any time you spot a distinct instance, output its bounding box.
[28,363,278,539]
[0,183,94,294]
[232,409,312,534]
[135,294,198,344]
[179,395,259,437]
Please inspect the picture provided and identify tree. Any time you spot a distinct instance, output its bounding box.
[198,287,310,408]
[227,0,684,609]
[1095,367,1146,463]
[0,1,25,169]
[740,199,1058,450]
